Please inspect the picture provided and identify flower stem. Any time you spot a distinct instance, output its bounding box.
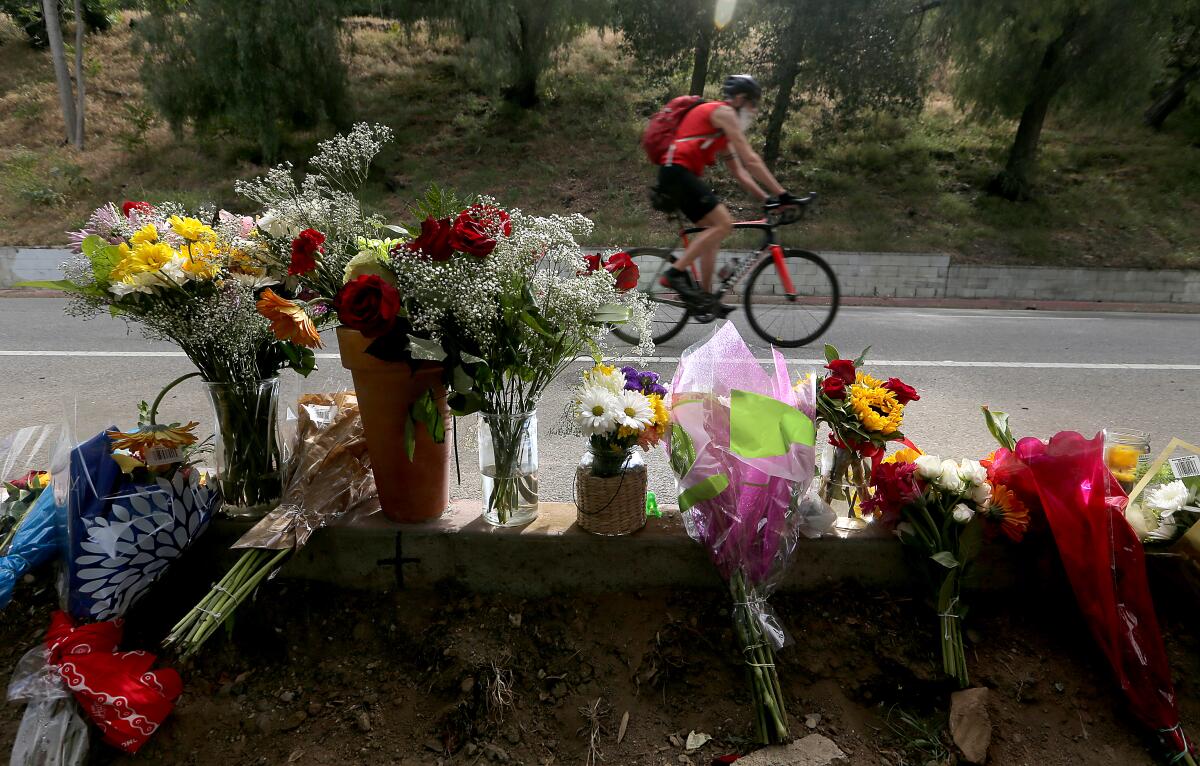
[149,371,202,426]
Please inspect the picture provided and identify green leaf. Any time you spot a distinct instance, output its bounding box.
[407,335,447,362]
[83,235,123,284]
[519,309,555,338]
[852,346,872,366]
[823,343,839,363]
[592,303,631,324]
[958,517,984,568]
[668,421,697,477]
[14,279,90,294]
[281,344,317,377]
[981,406,1016,451]
[931,551,959,569]
[403,412,416,461]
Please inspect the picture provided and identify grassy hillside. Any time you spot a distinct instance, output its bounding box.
[1,15,1198,268]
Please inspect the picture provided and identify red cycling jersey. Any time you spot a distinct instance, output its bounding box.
[663,101,728,177]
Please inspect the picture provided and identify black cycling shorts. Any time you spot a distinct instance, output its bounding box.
[656,164,720,223]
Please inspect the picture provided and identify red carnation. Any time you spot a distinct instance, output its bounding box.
[603,252,639,291]
[121,200,153,218]
[882,377,919,405]
[862,461,921,527]
[289,228,326,276]
[334,275,401,338]
[821,376,847,399]
[449,214,497,258]
[825,358,856,384]
[403,217,455,261]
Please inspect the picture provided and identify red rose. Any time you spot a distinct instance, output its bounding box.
[121,200,153,217]
[821,376,847,399]
[604,252,639,291]
[882,377,919,405]
[462,203,512,237]
[449,215,497,258]
[403,217,455,261]
[862,461,921,527]
[289,228,326,276]
[334,275,401,338]
[825,358,856,384]
[582,253,603,273]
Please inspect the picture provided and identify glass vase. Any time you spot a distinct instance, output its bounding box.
[1103,427,1150,493]
[818,445,872,535]
[575,446,647,536]
[204,378,283,520]
[478,410,539,527]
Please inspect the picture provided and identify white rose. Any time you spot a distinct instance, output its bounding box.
[1146,480,1190,513]
[936,459,966,492]
[914,455,943,481]
[958,459,988,487]
[952,503,974,524]
[343,249,392,283]
[970,481,992,506]
[257,211,295,239]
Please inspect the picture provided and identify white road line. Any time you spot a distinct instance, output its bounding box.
[0,350,1196,371]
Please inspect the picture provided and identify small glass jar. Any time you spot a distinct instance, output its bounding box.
[1103,428,1150,492]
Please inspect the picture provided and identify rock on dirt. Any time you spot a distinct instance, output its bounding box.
[731,734,847,766]
[950,687,993,765]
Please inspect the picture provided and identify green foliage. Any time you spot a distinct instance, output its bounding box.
[448,0,604,107]
[0,0,113,48]
[116,101,158,153]
[613,0,750,93]
[135,0,349,162]
[0,148,85,205]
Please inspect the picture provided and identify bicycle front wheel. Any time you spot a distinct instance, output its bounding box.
[743,249,840,348]
[611,247,690,346]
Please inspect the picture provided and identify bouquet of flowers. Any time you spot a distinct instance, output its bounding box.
[814,345,919,530]
[332,187,653,525]
[0,425,59,610]
[572,364,669,476]
[864,449,1030,687]
[165,393,379,657]
[23,201,325,516]
[665,323,817,744]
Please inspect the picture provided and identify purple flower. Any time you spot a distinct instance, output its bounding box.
[621,366,667,396]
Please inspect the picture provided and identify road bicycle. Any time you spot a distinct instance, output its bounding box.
[612,194,839,348]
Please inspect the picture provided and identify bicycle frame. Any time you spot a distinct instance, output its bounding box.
[673,218,796,298]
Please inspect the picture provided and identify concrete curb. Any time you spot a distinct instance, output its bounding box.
[7,245,1198,305]
[208,501,1017,596]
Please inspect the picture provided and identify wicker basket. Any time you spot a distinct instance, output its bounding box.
[575,460,648,536]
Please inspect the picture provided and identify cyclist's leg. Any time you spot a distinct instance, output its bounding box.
[675,204,732,292]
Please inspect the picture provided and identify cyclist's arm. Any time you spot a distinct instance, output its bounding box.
[710,105,786,197]
[722,153,768,202]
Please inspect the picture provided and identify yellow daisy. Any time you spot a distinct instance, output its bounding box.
[130,223,159,246]
[169,215,215,242]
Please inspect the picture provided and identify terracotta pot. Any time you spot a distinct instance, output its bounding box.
[336,327,450,523]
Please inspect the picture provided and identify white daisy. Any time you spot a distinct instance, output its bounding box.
[584,366,626,394]
[576,388,621,436]
[614,389,654,431]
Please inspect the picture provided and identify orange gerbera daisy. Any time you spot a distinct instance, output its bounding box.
[108,421,200,461]
[986,483,1031,542]
[257,289,323,348]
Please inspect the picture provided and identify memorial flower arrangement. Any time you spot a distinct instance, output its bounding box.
[571,364,669,476]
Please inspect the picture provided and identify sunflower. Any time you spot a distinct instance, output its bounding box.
[882,446,923,464]
[108,421,200,460]
[256,289,323,348]
[849,384,903,434]
[985,483,1031,542]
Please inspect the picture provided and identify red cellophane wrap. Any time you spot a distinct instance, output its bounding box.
[994,431,1191,758]
[46,611,182,754]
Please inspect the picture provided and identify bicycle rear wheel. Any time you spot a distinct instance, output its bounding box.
[612,247,690,345]
[743,249,839,348]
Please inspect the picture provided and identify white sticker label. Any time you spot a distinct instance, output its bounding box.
[1170,455,1200,479]
[304,404,336,426]
[144,445,184,467]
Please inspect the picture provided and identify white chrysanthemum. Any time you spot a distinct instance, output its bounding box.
[584,367,626,394]
[576,388,621,436]
[1147,480,1191,513]
[614,390,654,431]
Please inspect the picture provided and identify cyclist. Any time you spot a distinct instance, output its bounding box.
[655,74,803,309]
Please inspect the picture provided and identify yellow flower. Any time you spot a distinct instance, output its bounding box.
[110,241,175,282]
[108,421,200,461]
[882,446,923,464]
[592,363,616,376]
[855,371,884,389]
[180,240,223,280]
[256,289,323,348]
[169,215,214,242]
[849,384,903,434]
[647,393,670,429]
[130,223,159,246]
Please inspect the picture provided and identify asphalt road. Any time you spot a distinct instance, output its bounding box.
[1,297,1197,504]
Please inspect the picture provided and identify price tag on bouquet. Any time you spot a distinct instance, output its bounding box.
[303,404,337,426]
[1169,454,1200,479]
[144,445,184,467]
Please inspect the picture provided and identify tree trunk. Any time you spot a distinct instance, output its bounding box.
[504,9,540,107]
[689,24,712,96]
[1143,66,1199,130]
[72,0,85,149]
[763,25,803,172]
[987,22,1078,201]
[41,0,77,146]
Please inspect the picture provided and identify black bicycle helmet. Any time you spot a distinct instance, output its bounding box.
[722,74,762,103]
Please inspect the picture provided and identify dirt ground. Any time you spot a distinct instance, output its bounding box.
[3,551,1199,766]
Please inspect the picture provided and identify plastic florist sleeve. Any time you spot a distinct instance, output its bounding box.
[665,322,816,745]
[0,425,62,611]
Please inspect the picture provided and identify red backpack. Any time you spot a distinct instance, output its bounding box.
[641,95,706,165]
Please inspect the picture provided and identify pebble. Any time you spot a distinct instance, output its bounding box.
[356,712,372,733]
[461,677,476,694]
[505,729,521,745]
[306,702,323,717]
[279,691,295,703]
[279,711,307,732]
[805,713,821,729]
